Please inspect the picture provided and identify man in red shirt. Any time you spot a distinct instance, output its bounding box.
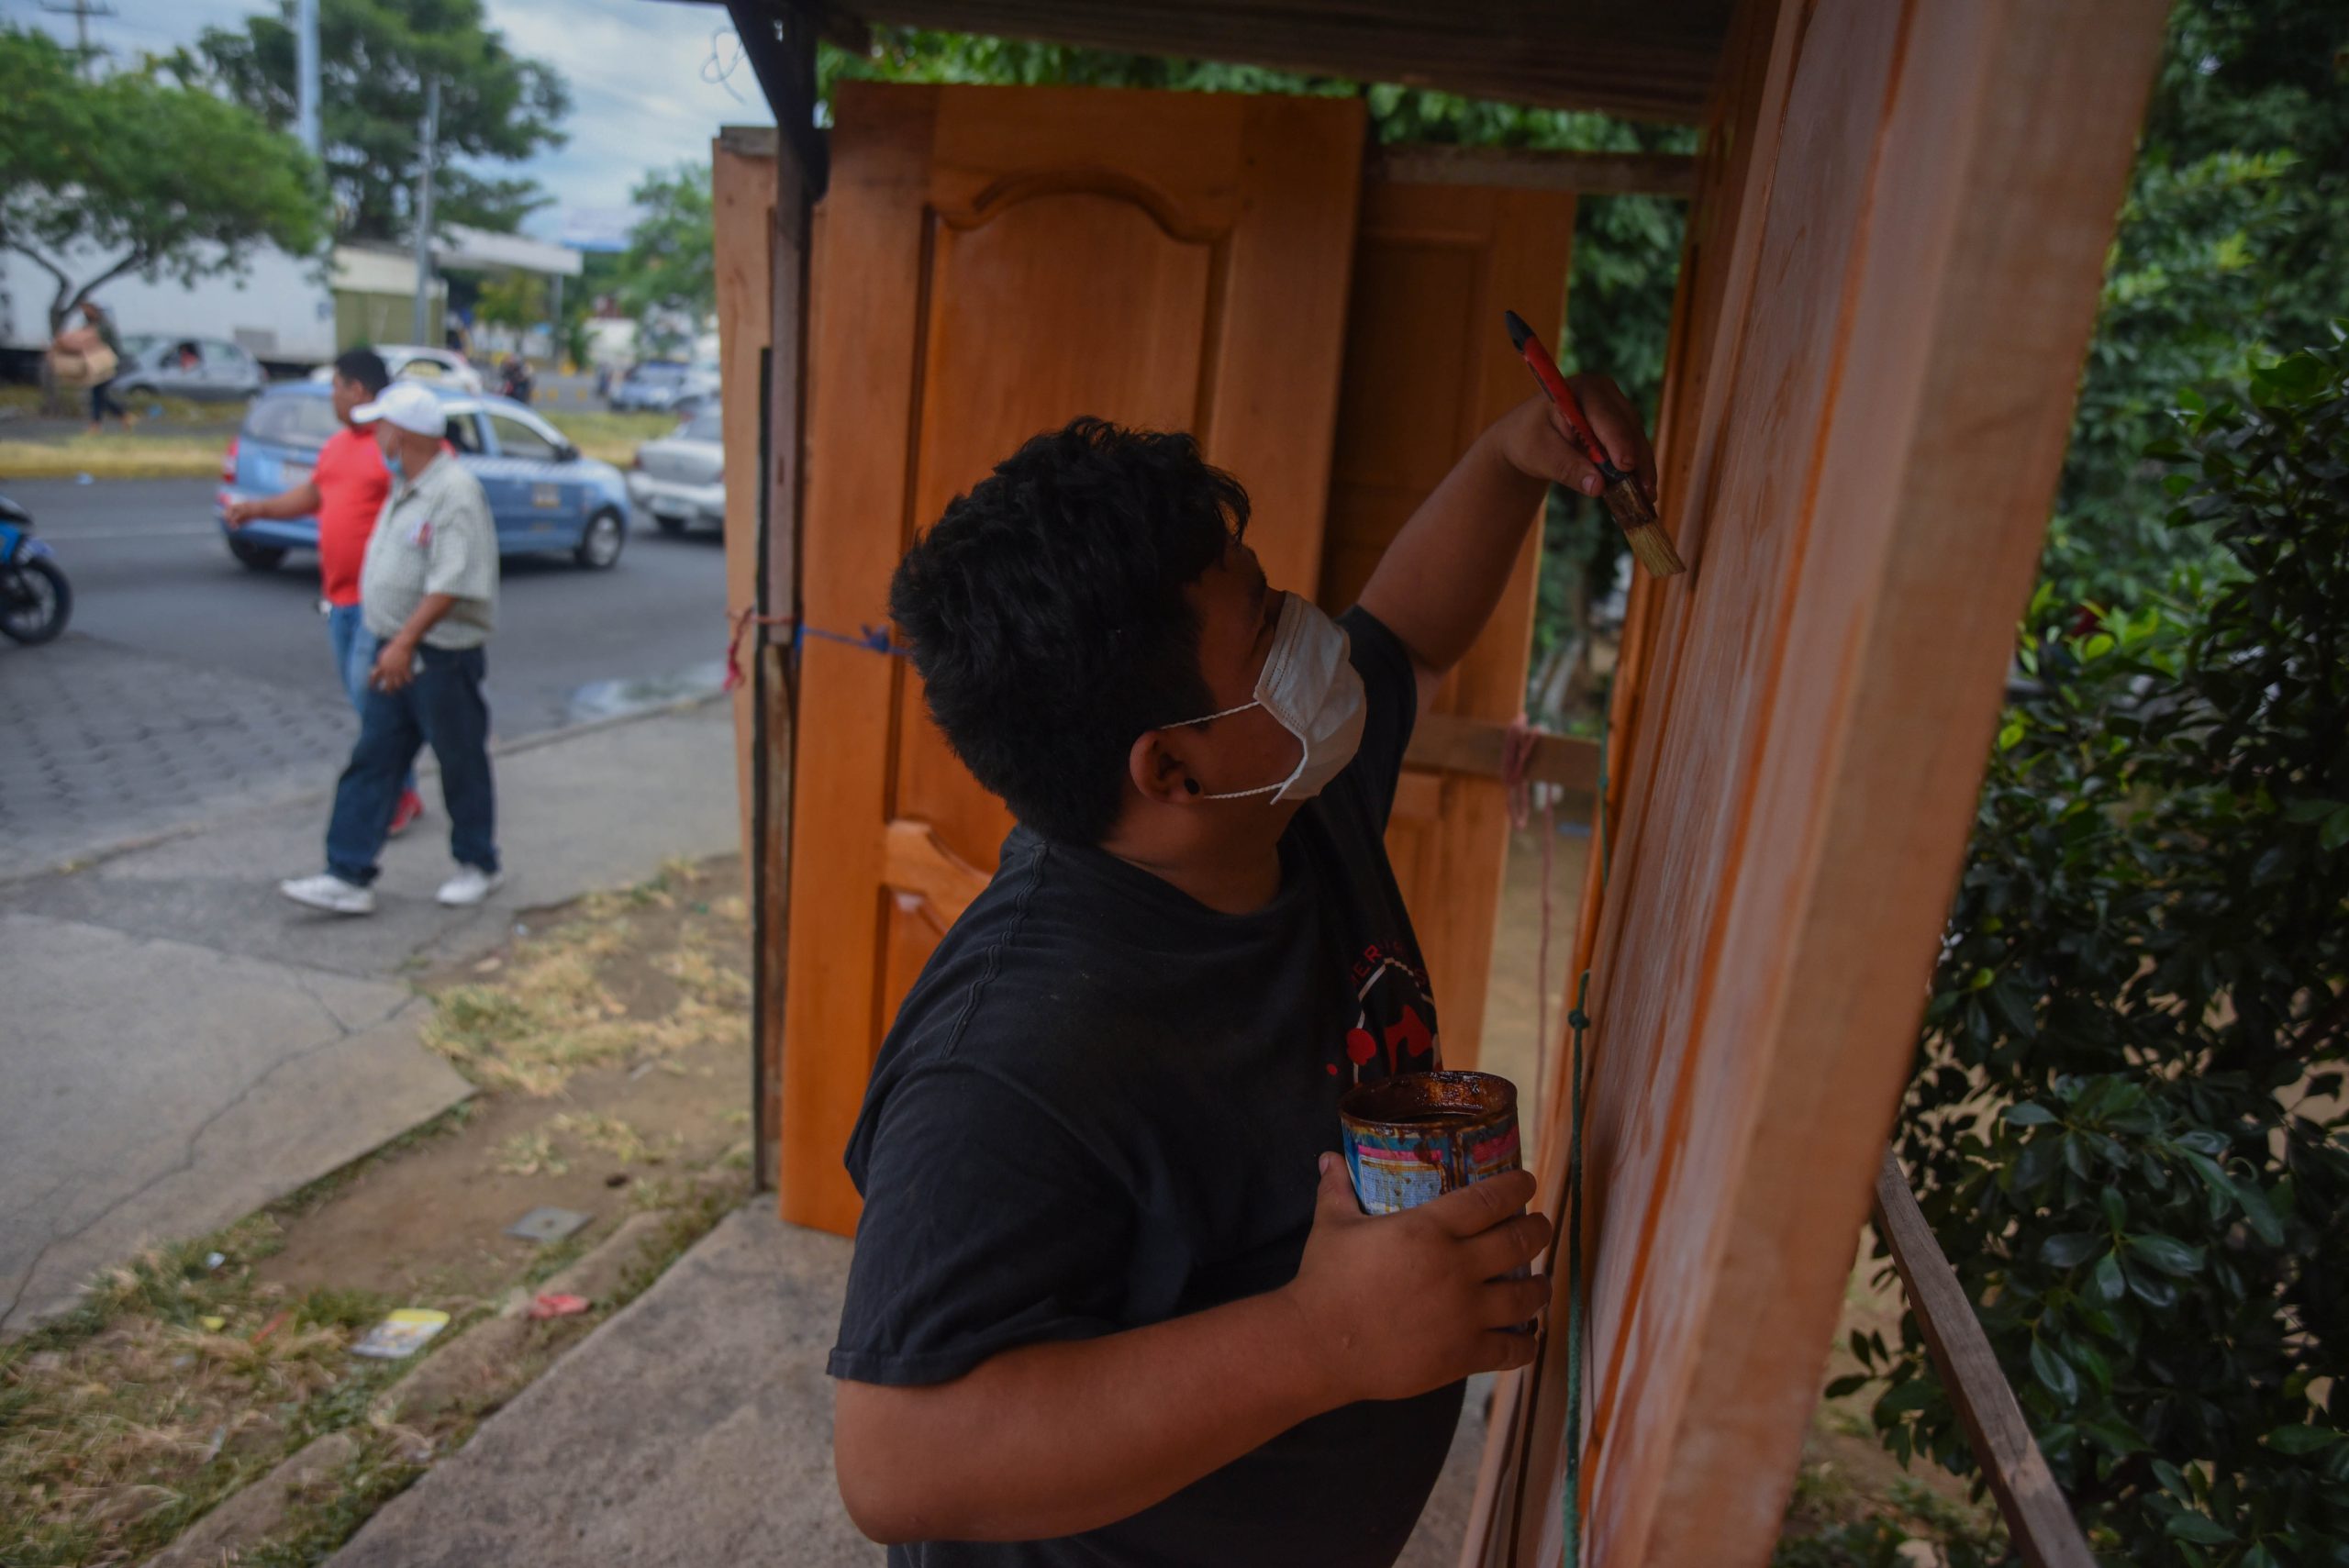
[228,349,424,835]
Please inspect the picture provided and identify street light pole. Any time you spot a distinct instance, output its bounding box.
[295,0,320,158]
[410,76,440,346]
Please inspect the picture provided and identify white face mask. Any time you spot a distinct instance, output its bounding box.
[1171,593,1366,802]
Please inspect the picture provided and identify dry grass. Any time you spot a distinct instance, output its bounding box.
[0,436,228,481]
[0,1218,405,1568]
[539,409,678,466]
[0,385,231,425]
[420,867,748,1095]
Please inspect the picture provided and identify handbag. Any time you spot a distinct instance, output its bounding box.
[50,342,118,389]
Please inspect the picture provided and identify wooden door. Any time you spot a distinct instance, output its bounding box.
[1466,0,2168,1562]
[781,83,1365,1235]
[1316,178,1575,1073]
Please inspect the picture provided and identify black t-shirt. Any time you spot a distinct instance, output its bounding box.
[829,606,1455,1568]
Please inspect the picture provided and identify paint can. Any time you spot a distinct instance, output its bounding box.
[1338,1070,1520,1216]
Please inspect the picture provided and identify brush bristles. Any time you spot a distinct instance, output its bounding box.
[1599,479,1685,576]
[1625,523,1686,577]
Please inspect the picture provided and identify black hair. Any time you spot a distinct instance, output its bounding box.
[334,348,390,396]
[889,417,1249,845]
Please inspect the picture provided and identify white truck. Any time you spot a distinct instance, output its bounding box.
[0,240,342,376]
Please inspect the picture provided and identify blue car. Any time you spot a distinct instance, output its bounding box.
[217,381,633,572]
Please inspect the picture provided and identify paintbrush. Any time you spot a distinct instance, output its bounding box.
[1503,309,1684,578]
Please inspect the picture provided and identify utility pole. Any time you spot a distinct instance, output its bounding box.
[410,76,440,346]
[39,0,117,73]
[295,0,321,158]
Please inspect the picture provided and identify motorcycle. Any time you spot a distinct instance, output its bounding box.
[0,494,72,645]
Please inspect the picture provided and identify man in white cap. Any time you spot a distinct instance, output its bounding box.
[281,382,503,915]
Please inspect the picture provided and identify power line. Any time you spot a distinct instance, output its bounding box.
[39,0,117,71]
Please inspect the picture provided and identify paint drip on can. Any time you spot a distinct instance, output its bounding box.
[1338,1069,1520,1216]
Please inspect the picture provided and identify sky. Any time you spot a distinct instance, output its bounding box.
[6,0,775,241]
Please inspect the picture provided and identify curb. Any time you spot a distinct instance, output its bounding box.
[0,688,729,892]
[139,1189,742,1568]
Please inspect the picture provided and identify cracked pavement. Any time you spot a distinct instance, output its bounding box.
[0,699,740,1335]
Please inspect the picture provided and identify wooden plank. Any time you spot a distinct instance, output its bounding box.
[778,83,937,1237]
[1470,1,2168,1562]
[713,131,777,887]
[1403,715,1599,796]
[1371,147,1697,199]
[822,0,1731,121]
[1872,1153,2097,1568]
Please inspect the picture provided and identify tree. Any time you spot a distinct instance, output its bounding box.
[2042,0,2349,612]
[611,162,714,358]
[187,0,569,241]
[472,271,547,334]
[0,26,327,334]
[1859,336,2349,1563]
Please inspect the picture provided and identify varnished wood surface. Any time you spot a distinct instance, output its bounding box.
[1467,1,2168,1562]
[777,83,1365,1236]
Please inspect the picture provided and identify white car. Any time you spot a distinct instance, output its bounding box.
[308,344,485,395]
[626,403,725,535]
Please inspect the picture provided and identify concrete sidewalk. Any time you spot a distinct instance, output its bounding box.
[0,698,740,1333]
[325,1206,1489,1568]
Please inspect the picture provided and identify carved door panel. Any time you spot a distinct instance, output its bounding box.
[782,83,1364,1234]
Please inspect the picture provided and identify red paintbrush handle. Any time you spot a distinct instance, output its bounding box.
[1517,339,1616,476]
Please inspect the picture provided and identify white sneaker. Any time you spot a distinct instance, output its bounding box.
[280,873,376,916]
[436,866,504,906]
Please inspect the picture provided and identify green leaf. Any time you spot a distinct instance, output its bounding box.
[2092,1251,2127,1303]
[2127,1233,2207,1276]
[2165,1514,2237,1547]
[2100,1186,2128,1232]
[2266,1424,2342,1456]
[1873,1379,1939,1422]
[2324,806,2349,853]
[2004,1101,2058,1127]
[2029,1339,2079,1406]
[2128,1268,2179,1310]
[2232,1179,2286,1248]
[2041,1231,2101,1268]
[1822,1373,1869,1400]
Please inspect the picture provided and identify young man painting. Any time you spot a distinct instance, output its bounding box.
[829,382,1656,1566]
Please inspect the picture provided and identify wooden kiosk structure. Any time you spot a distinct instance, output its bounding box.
[705,1,2167,1562]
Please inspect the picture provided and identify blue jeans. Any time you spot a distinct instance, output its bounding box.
[326,644,498,885]
[328,604,417,795]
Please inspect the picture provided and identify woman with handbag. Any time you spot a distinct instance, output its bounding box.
[51,301,133,433]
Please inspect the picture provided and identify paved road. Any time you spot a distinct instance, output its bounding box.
[0,477,729,876]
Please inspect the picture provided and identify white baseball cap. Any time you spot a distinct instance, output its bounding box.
[351,381,448,438]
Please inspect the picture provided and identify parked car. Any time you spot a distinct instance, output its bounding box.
[627,404,725,535]
[217,382,632,571]
[607,359,718,415]
[112,334,267,402]
[307,345,485,395]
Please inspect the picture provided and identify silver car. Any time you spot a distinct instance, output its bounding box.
[626,403,725,535]
[113,335,267,401]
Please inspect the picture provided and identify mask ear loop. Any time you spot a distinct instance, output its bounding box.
[1159,699,1290,800]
